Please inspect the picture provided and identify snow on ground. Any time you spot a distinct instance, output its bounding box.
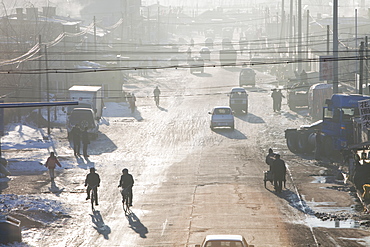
[0,100,136,246]
[0,73,153,246]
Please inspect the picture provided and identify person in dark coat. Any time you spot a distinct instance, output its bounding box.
[271,154,286,193]
[271,89,278,112]
[118,168,134,206]
[276,89,285,111]
[81,127,90,158]
[85,167,100,205]
[265,148,276,171]
[70,124,81,156]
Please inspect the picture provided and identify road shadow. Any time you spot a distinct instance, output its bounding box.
[76,157,95,170]
[90,210,111,240]
[47,181,64,196]
[131,109,144,122]
[222,66,240,72]
[212,128,247,140]
[0,177,10,192]
[266,186,315,215]
[192,72,212,77]
[157,105,168,112]
[88,133,118,155]
[126,212,148,238]
[235,113,265,124]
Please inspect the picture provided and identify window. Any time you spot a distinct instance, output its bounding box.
[205,241,243,247]
[323,107,333,119]
[215,108,231,115]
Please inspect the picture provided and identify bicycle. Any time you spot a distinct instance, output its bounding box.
[121,187,131,215]
[89,184,98,210]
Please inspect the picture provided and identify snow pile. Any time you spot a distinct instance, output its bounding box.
[0,194,67,217]
[2,124,52,150]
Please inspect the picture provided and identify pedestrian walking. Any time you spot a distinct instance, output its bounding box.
[70,124,81,156]
[129,93,136,113]
[271,154,286,193]
[265,148,276,171]
[81,127,90,159]
[276,89,285,111]
[271,89,278,112]
[153,86,161,106]
[271,89,284,112]
[45,152,62,182]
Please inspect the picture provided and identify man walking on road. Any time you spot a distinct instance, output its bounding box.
[271,154,286,193]
[265,148,276,171]
[271,89,284,112]
[70,124,81,156]
[81,127,90,159]
[276,89,285,111]
[118,168,134,206]
[153,86,161,106]
[45,152,62,182]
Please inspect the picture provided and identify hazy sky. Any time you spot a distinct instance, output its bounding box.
[1,1,367,19]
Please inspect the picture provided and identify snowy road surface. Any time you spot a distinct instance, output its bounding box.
[1,65,370,247]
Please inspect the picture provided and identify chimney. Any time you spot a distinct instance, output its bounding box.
[16,8,23,20]
[26,8,38,20]
[42,7,56,17]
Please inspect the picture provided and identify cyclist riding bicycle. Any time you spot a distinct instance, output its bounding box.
[118,168,134,206]
[85,167,101,206]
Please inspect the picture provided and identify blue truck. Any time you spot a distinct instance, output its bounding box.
[285,94,370,158]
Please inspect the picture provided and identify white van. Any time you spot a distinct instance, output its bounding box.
[229,87,248,114]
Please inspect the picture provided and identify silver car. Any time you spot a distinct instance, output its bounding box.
[195,234,254,247]
[208,106,235,130]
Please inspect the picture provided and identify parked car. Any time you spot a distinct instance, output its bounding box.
[67,108,99,140]
[195,235,254,247]
[189,56,204,74]
[199,47,211,60]
[208,106,235,130]
[239,68,256,87]
[229,87,248,114]
[222,38,233,50]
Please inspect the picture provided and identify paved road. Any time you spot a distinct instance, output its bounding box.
[3,64,370,246]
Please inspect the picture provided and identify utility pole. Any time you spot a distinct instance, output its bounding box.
[298,0,302,73]
[333,0,339,94]
[366,36,368,94]
[306,9,310,70]
[327,25,330,55]
[94,16,97,60]
[45,45,50,136]
[38,35,42,128]
[359,41,364,94]
[280,0,285,40]
[289,0,294,74]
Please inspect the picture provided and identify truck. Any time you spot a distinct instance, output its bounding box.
[287,82,332,113]
[286,71,320,110]
[68,85,103,119]
[307,83,333,120]
[285,94,370,158]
